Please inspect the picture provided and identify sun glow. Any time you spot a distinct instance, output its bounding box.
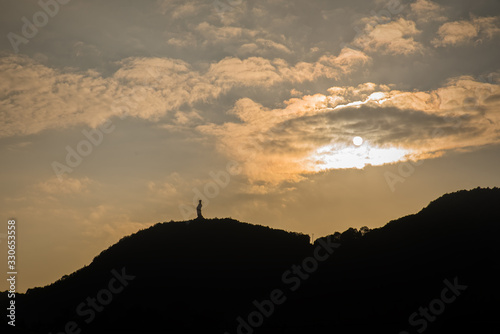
[367,92,386,102]
[329,91,388,111]
[311,141,411,170]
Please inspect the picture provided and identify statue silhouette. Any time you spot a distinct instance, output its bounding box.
[196,200,203,219]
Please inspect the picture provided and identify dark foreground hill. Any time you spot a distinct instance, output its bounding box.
[2,187,500,333]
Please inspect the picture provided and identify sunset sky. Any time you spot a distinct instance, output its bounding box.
[1,0,500,292]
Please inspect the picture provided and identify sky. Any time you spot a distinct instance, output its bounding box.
[1,0,500,292]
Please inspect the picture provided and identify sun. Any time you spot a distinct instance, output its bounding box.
[353,136,363,146]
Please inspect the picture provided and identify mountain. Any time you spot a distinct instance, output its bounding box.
[2,187,500,333]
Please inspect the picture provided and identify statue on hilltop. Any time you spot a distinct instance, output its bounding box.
[196,200,204,220]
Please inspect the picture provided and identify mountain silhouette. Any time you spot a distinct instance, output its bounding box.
[2,187,499,333]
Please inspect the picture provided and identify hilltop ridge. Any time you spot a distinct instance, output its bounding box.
[2,187,500,333]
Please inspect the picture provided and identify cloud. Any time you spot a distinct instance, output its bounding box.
[237,38,292,56]
[157,0,209,19]
[199,74,500,185]
[6,141,32,152]
[432,16,500,47]
[166,1,200,19]
[0,50,368,138]
[353,17,423,55]
[15,174,151,244]
[195,22,248,42]
[147,173,184,200]
[410,0,447,23]
[78,204,151,246]
[0,54,121,137]
[164,18,294,59]
[166,34,198,47]
[35,176,93,195]
[208,48,368,88]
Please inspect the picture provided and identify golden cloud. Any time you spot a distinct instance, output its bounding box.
[199,75,500,185]
[0,49,368,138]
[432,15,500,47]
[353,17,423,55]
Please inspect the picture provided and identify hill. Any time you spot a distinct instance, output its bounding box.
[2,187,500,333]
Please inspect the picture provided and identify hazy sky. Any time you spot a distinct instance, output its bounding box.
[1,0,500,292]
